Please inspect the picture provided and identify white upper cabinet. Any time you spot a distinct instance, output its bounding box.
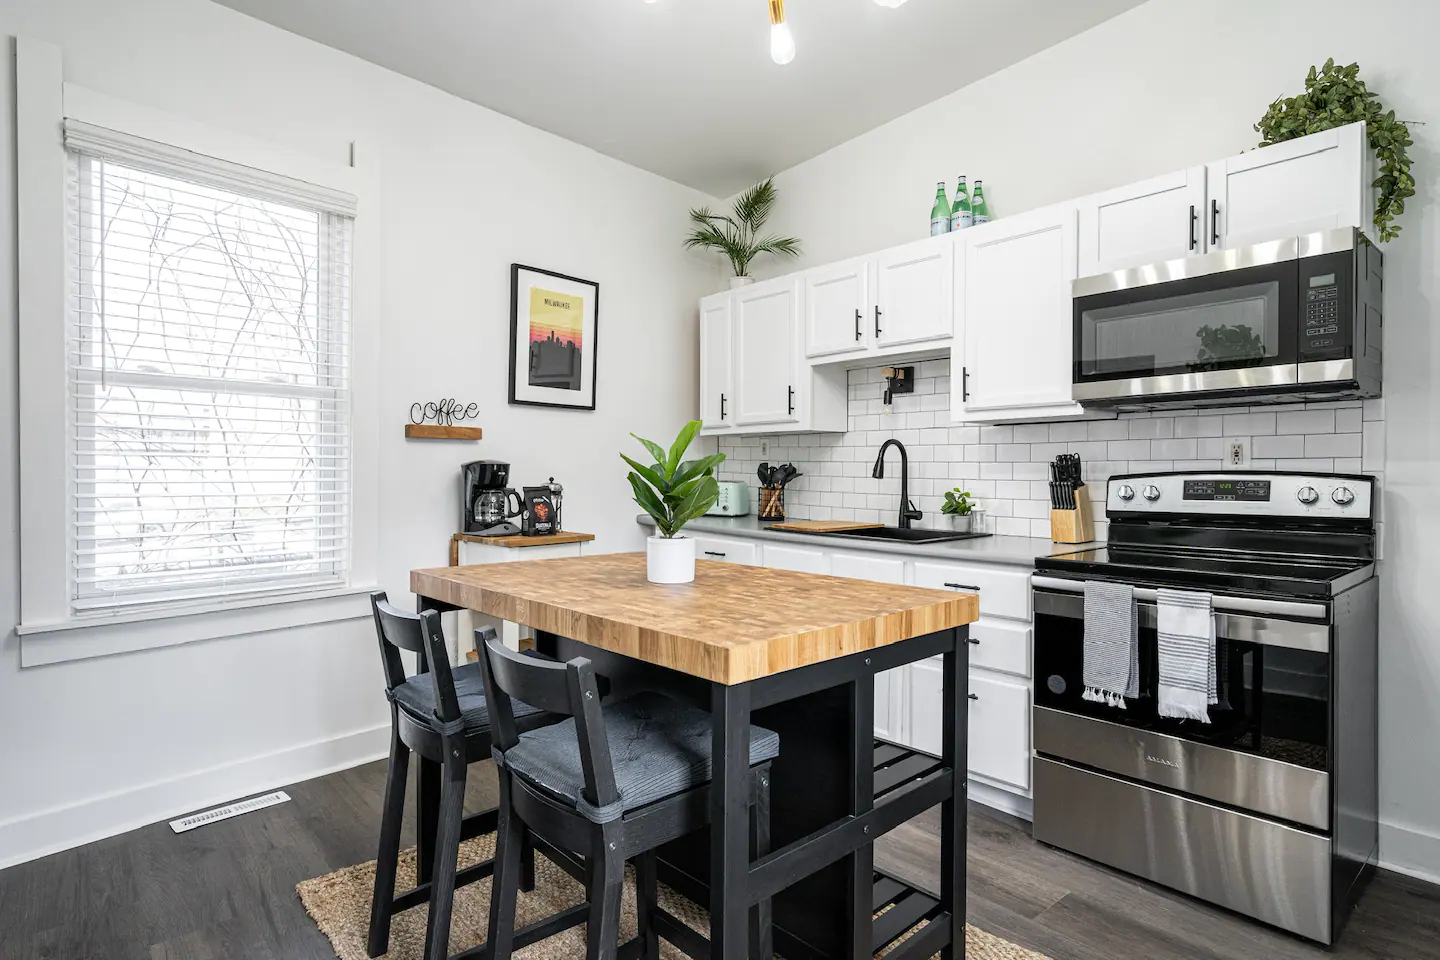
[804,258,871,358]
[1077,166,1207,276]
[874,235,954,348]
[733,277,803,427]
[955,204,1083,420]
[1207,121,1369,251]
[698,293,733,430]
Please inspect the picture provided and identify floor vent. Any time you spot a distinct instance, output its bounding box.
[169,790,291,834]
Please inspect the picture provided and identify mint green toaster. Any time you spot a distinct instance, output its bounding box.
[706,481,751,516]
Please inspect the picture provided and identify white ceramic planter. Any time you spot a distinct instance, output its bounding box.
[946,514,973,533]
[646,535,696,584]
[728,276,756,290]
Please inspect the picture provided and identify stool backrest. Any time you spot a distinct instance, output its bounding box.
[370,591,462,727]
[475,630,618,813]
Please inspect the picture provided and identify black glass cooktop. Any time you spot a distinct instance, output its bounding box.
[1036,545,1371,599]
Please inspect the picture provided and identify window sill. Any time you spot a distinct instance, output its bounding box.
[17,585,379,666]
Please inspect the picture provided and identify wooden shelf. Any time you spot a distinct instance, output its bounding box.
[405,424,483,440]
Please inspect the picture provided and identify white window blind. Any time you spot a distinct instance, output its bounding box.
[66,129,355,614]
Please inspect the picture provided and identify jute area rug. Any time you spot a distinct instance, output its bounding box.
[297,836,1050,960]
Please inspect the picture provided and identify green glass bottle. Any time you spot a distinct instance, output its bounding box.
[949,176,972,232]
[972,180,991,224]
[929,182,951,236]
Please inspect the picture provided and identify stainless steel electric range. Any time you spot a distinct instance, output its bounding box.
[1030,471,1378,944]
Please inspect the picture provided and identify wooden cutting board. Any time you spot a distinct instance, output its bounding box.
[768,520,886,533]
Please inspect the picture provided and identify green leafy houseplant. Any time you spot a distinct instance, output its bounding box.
[941,489,973,516]
[683,177,802,279]
[1256,58,1415,241]
[622,420,725,539]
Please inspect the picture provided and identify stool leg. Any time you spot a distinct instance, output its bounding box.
[422,742,468,960]
[635,851,659,960]
[487,771,522,960]
[750,764,774,959]
[367,718,410,958]
[586,825,625,960]
[520,825,536,893]
[416,754,441,885]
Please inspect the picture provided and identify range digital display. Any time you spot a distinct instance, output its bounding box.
[1183,479,1271,502]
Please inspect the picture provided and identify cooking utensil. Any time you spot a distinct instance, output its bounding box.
[758,463,771,486]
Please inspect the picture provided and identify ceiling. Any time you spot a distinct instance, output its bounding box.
[211,0,1146,197]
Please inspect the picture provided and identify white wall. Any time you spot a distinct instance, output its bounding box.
[0,0,718,867]
[750,0,1440,882]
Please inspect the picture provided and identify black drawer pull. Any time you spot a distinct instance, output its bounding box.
[719,393,726,419]
[967,638,980,645]
[1188,203,1198,251]
[943,582,980,591]
[703,551,727,558]
[855,308,862,341]
[787,385,795,416]
[875,305,882,337]
[1211,199,1220,246]
[968,693,979,701]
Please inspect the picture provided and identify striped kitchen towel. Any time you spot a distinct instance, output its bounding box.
[1082,581,1138,708]
[1157,588,1216,723]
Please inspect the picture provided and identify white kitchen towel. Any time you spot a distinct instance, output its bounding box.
[1082,581,1139,708]
[1156,588,1216,723]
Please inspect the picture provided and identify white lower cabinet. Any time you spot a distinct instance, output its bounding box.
[967,671,1032,791]
[693,534,758,566]
[906,656,946,756]
[761,543,828,575]
[830,552,909,744]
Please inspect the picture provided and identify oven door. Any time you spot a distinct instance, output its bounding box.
[1072,250,1300,403]
[1032,584,1331,779]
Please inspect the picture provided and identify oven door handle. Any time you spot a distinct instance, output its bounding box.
[1030,575,1327,620]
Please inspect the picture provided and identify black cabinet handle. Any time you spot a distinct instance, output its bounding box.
[943,582,980,591]
[719,393,726,419]
[1188,204,1198,251]
[961,367,970,403]
[855,308,862,341]
[968,693,979,701]
[875,305,882,337]
[703,550,726,557]
[1211,199,1220,246]
[967,638,980,645]
[787,385,795,416]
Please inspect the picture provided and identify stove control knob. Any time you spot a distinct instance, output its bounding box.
[1296,486,1320,505]
[1142,484,1162,502]
[1331,485,1355,506]
[1117,484,1136,502]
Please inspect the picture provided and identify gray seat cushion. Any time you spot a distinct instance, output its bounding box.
[392,662,542,735]
[501,691,780,822]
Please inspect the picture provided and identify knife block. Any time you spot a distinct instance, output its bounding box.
[1050,486,1096,544]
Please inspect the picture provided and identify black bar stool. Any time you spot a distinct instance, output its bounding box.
[475,628,779,960]
[367,592,556,960]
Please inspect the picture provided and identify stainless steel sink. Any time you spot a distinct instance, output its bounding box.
[783,526,993,544]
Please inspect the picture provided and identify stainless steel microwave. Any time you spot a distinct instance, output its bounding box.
[1071,227,1382,408]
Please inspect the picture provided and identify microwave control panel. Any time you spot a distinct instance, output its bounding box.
[1298,250,1354,361]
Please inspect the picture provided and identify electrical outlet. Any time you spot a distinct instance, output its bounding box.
[1226,438,1250,468]
[759,438,770,458]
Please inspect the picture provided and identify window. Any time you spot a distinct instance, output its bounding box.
[66,131,354,613]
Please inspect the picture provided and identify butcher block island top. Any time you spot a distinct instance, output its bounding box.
[411,552,977,684]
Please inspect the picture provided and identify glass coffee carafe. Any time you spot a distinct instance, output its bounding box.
[474,488,523,529]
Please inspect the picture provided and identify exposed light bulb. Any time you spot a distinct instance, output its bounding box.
[770,21,796,64]
[874,0,909,6]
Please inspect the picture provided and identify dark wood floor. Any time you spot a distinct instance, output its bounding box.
[2,759,1436,960]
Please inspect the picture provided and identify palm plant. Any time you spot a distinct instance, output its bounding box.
[683,177,802,278]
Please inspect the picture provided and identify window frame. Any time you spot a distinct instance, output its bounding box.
[15,38,380,665]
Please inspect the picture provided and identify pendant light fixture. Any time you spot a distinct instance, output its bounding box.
[768,0,796,65]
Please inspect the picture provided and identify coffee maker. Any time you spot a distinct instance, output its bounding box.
[462,460,522,535]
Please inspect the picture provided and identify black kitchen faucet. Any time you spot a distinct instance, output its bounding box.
[872,439,924,529]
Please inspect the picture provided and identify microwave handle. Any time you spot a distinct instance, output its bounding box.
[1030,575,1326,620]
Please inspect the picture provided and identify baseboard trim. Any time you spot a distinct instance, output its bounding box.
[1379,819,1440,886]
[0,723,389,870]
[969,778,1033,822]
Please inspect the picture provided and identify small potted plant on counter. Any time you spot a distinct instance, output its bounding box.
[941,488,975,532]
[623,420,725,584]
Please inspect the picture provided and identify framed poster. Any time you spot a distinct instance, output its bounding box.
[508,263,599,410]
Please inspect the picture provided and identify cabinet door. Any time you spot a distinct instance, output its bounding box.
[830,552,908,742]
[959,204,1078,415]
[734,278,802,426]
[968,671,1031,790]
[907,657,945,756]
[1077,166,1207,276]
[1207,122,1368,251]
[874,235,954,347]
[805,258,870,358]
[761,543,828,574]
[693,534,758,566]
[699,294,733,430]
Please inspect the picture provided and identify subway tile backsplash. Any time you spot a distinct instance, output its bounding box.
[715,359,1386,543]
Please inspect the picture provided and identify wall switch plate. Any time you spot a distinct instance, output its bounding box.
[759,438,770,458]
[1226,438,1250,467]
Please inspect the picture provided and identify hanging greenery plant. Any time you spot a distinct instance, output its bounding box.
[1255,58,1415,242]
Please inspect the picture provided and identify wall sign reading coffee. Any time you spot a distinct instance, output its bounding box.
[410,399,481,426]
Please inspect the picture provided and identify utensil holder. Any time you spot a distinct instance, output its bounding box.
[1050,486,1095,544]
[758,486,785,522]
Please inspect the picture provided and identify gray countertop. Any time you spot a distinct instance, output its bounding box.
[636,513,1092,567]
